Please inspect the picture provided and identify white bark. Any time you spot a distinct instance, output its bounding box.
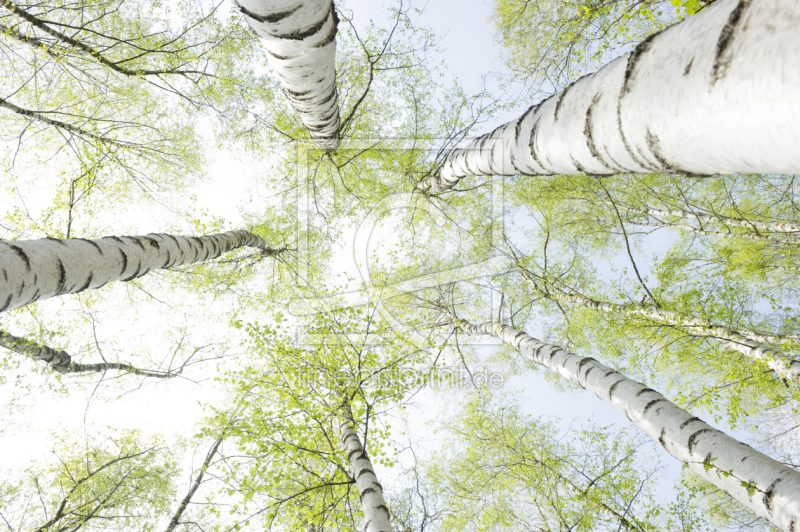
[450,316,800,531]
[0,230,282,313]
[633,220,800,245]
[516,268,800,382]
[423,0,800,192]
[0,329,181,377]
[237,0,340,149]
[617,204,800,234]
[165,437,223,532]
[338,404,393,532]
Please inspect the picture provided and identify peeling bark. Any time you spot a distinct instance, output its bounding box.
[237,0,340,149]
[449,316,800,531]
[339,403,393,532]
[423,0,800,192]
[0,230,283,313]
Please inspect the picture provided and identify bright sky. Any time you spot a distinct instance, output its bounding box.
[0,0,765,527]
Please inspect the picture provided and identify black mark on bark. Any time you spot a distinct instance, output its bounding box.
[687,428,712,454]
[125,237,145,251]
[143,236,160,250]
[608,379,625,399]
[275,12,328,41]
[76,273,93,293]
[357,468,375,479]
[643,398,666,414]
[646,128,680,173]
[237,3,299,24]
[28,288,40,303]
[80,239,103,255]
[683,58,694,76]
[584,92,611,172]
[636,387,657,396]
[622,30,662,96]
[679,416,702,429]
[0,294,11,312]
[712,0,751,83]
[763,478,781,513]
[55,259,67,295]
[6,244,31,272]
[118,249,128,275]
[121,262,141,282]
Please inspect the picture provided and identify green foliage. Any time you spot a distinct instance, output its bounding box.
[202,309,434,529]
[0,0,276,239]
[679,470,779,531]
[489,0,676,92]
[423,391,711,531]
[0,430,179,532]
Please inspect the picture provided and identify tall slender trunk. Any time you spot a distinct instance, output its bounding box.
[449,315,800,532]
[631,220,800,245]
[0,95,128,147]
[164,437,223,532]
[237,0,340,150]
[0,230,283,313]
[421,0,800,192]
[338,403,393,532]
[512,263,800,382]
[0,329,180,377]
[614,203,800,234]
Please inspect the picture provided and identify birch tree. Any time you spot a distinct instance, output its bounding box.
[425,391,710,531]
[423,0,800,192]
[0,328,192,377]
[505,243,800,383]
[339,403,394,532]
[237,0,341,149]
[490,0,675,93]
[0,230,284,313]
[202,309,420,530]
[445,313,800,531]
[0,431,180,532]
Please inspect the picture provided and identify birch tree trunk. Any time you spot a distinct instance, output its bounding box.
[338,403,393,532]
[0,230,283,313]
[515,266,800,382]
[0,329,181,377]
[237,0,340,150]
[632,220,800,245]
[449,315,800,531]
[422,0,800,192]
[614,203,800,234]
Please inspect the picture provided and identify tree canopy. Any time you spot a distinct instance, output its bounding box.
[1,0,798,530]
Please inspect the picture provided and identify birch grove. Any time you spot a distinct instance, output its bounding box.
[510,257,800,382]
[237,0,341,149]
[0,230,283,313]
[449,315,800,531]
[422,0,800,192]
[339,403,394,532]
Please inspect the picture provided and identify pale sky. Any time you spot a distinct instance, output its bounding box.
[0,0,762,527]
